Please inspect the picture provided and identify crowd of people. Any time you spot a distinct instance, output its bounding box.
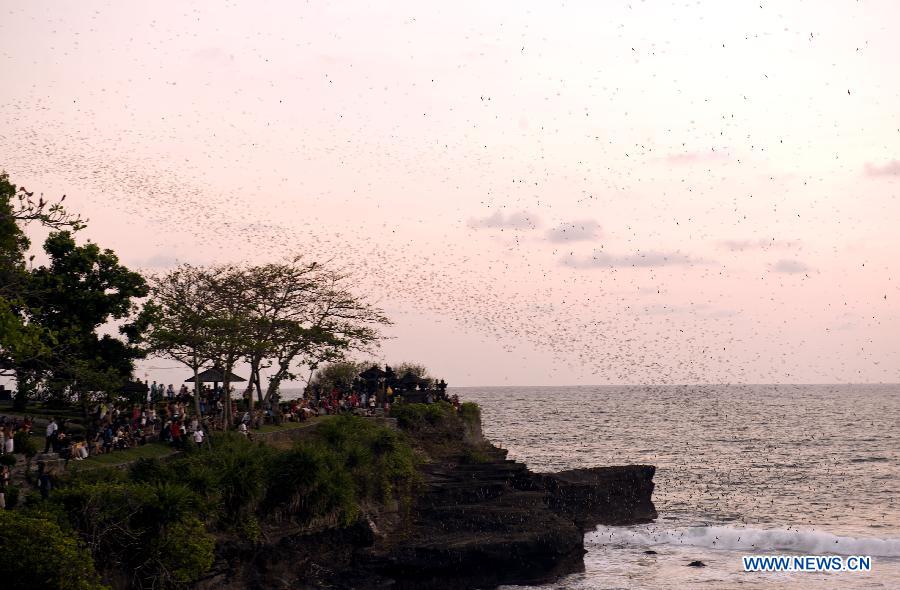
[0,370,455,506]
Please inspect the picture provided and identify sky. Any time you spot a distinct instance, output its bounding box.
[1,0,898,387]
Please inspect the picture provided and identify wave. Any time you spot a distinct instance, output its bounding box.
[586,525,900,557]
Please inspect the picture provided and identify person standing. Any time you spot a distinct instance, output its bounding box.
[150,381,159,402]
[44,417,58,453]
[192,427,205,450]
[0,463,10,509]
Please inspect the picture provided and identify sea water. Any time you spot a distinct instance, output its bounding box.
[456,384,900,589]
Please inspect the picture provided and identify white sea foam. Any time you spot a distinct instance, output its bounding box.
[586,525,900,557]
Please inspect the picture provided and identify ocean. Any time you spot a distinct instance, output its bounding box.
[454,384,900,589]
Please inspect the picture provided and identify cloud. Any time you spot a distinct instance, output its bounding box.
[718,238,801,252]
[772,259,809,273]
[545,220,601,242]
[467,210,540,231]
[865,160,900,177]
[561,249,696,269]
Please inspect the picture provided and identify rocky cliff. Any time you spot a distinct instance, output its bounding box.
[198,417,656,590]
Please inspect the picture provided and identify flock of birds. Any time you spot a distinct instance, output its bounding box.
[0,1,897,388]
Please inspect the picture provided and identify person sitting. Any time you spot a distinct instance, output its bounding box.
[58,432,72,464]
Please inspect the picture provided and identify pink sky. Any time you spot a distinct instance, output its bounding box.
[1,0,898,386]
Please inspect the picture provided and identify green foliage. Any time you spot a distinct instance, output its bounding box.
[2,172,147,407]
[0,454,15,466]
[201,433,273,522]
[265,416,418,525]
[460,447,491,464]
[265,440,357,525]
[391,401,457,431]
[22,414,419,588]
[0,509,108,590]
[24,231,148,400]
[49,479,213,587]
[13,430,38,458]
[459,401,481,426]
[155,517,216,583]
[392,361,430,381]
[4,484,20,508]
[309,360,367,392]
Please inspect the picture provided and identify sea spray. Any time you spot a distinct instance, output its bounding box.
[586,525,900,557]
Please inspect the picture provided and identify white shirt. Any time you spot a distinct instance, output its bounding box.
[193,430,204,443]
[46,421,58,437]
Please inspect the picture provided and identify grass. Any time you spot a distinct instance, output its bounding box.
[255,417,321,433]
[75,442,176,468]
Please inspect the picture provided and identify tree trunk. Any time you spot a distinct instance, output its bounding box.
[13,369,29,412]
[222,358,234,430]
[245,359,257,428]
[223,380,232,429]
[192,363,202,418]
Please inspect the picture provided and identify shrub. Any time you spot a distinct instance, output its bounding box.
[13,430,38,458]
[459,402,481,426]
[391,402,458,433]
[391,403,427,430]
[128,457,171,484]
[0,510,107,590]
[460,447,491,464]
[265,442,357,525]
[265,416,418,525]
[201,433,273,524]
[4,484,20,508]
[0,454,16,467]
[155,516,215,584]
[50,480,211,587]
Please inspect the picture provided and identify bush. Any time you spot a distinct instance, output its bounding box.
[0,454,16,467]
[461,447,491,464]
[50,480,211,587]
[391,402,457,432]
[265,442,357,525]
[265,416,418,525]
[4,484,20,508]
[128,457,171,484]
[459,402,481,426]
[155,517,215,583]
[199,433,273,524]
[21,414,421,587]
[0,510,107,590]
[13,431,38,458]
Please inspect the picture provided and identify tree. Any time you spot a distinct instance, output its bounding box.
[393,362,431,381]
[262,265,390,415]
[308,360,367,393]
[139,265,216,417]
[202,264,252,429]
[236,258,321,425]
[0,172,138,411]
[0,172,83,393]
[21,231,147,408]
